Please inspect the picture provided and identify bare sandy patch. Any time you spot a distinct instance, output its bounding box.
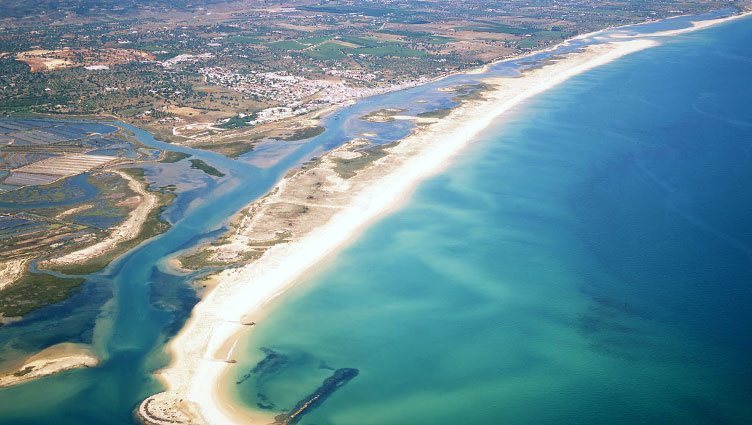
[0,343,98,388]
[0,259,28,291]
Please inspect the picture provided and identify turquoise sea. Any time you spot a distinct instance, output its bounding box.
[230,17,752,425]
[0,11,749,425]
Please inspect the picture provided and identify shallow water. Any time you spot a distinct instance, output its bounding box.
[0,173,99,209]
[230,16,752,425]
[0,10,745,425]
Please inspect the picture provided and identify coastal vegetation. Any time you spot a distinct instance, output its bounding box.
[189,159,225,178]
[0,272,84,318]
[360,108,407,123]
[417,108,453,119]
[160,151,191,163]
[0,118,178,318]
[278,126,325,142]
[449,83,495,102]
[48,167,176,276]
[332,143,393,179]
[0,170,138,268]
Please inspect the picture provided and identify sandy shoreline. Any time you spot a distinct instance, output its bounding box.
[143,39,657,425]
[140,13,749,425]
[0,342,98,388]
[43,169,158,268]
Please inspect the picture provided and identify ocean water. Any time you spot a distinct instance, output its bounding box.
[230,17,752,425]
[0,11,746,425]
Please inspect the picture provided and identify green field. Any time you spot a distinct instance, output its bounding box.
[266,40,308,50]
[266,32,426,59]
[226,35,262,44]
[304,42,348,60]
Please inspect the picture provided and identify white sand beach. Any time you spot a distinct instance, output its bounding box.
[0,343,98,388]
[139,12,750,425]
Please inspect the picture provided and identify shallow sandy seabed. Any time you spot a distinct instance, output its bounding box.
[135,12,749,425]
[142,39,658,425]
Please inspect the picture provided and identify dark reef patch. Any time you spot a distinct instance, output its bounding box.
[273,368,359,425]
[236,347,289,385]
